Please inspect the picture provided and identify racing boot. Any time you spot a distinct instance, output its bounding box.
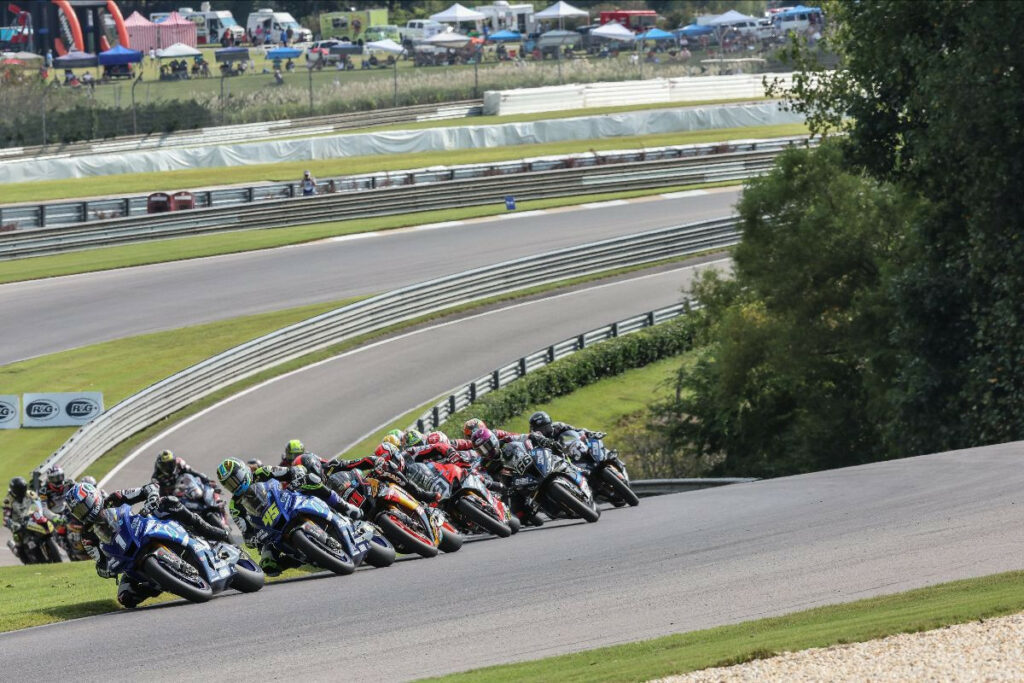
[259,547,282,577]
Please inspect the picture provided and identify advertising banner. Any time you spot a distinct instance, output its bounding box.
[0,395,18,429]
[21,392,104,428]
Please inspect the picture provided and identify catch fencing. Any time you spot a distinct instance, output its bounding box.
[35,216,742,480]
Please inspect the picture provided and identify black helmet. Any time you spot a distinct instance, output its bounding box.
[246,458,263,469]
[529,411,553,436]
[9,476,27,498]
[298,453,324,480]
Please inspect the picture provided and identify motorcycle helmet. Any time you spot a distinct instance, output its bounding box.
[246,458,263,469]
[463,418,486,438]
[65,483,103,523]
[385,428,404,441]
[298,453,325,480]
[470,427,500,459]
[403,429,424,449]
[217,458,253,495]
[374,442,400,459]
[283,439,305,463]
[155,449,176,474]
[529,411,553,436]
[46,466,65,489]
[381,434,402,449]
[8,476,27,499]
[426,431,449,446]
[79,475,98,487]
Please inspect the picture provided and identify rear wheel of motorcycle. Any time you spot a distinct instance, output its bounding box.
[291,529,355,576]
[230,557,265,593]
[365,539,397,568]
[438,525,463,553]
[601,467,640,507]
[142,555,213,603]
[376,513,438,559]
[456,497,512,538]
[547,480,600,523]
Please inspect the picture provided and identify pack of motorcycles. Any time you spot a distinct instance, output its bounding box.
[8,431,639,606]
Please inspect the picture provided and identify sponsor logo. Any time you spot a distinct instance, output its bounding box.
[25,399,59,421]
[0,400,15,424]
[65,398,100,420]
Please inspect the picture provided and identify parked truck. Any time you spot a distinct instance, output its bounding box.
[319,8,388,44]
[247,8,312,44]
[178,4,245,45]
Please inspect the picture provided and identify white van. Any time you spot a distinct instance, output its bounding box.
[400,19,447,42]
[771,7,824,35]
[246,8,312,43]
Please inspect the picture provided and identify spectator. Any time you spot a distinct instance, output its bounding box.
[285,58,295,72]
[45,49,53,68]
[300,170,317,196]
[149,47,156,65]
[274,67,284,85]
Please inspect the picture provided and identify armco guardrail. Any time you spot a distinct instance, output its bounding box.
[0,100,482,163]
[38,215,741,480]
[631,478,758,496]
[410,302,692,433]
[0,140,810,260]
[0,136,809,232]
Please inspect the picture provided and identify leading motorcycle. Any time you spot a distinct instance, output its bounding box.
[560,431,640,507]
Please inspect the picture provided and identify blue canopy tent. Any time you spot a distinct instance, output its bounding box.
[487,29,522,42]
[265,47,303,60]
[677,24,714,37]
[98,44,143,66]
[639,28,675,41]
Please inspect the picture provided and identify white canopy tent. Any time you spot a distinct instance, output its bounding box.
[429,3,486,24]
[590,21,635,41]
[424,32,473,49]
[535,1,589,29]
[706,9,761,26]
[156,42,201,58]
[364,39,405,107]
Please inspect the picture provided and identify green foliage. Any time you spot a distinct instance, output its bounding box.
[656,144,921,476]
[438,316,697,435]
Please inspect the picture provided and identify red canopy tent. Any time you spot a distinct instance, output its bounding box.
[157,11,198,49]
[124,11,159,53]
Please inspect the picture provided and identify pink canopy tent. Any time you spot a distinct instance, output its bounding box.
[124,11,158,53]
[157,11,198,48]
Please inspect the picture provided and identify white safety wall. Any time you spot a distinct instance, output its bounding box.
[0,102,803,183]
[482,73,796,116]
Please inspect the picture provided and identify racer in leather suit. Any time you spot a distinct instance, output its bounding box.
[218,458,362,575]
[327,449,443,505]
[151,450,215,497]
[65,482,230,607]
[37,466,75,516]
[4,477,43,561]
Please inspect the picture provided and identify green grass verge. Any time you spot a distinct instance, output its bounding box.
[0,179,741,286]
[0,122,805,204]
[431,570,1024,682]
[0,297,364,486]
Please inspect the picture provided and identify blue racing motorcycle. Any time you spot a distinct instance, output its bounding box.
[99,504,264,604]
[501,442,601,523]
[247,480,372,575]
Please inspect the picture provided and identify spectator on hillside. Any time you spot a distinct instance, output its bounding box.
[301,170,317,196]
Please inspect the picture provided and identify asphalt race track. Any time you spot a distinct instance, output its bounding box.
[102,261,725,490]
[0,189,739,365]
[3,442,1022,681]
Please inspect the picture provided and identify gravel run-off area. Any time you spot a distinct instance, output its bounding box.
[656,611,1024,682]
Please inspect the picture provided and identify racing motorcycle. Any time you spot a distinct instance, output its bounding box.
[559,431,640,507]
[246,480,370,575]
[409,461,514,538]
[15,506,64,563]
[98,504,264,603]
[501,441,601,523]
[327,464,462,558]
[174,473,230,532]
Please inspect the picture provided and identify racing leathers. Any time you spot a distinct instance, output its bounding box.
[38,476,75,517]
[3,490,44,560]
[328,456,443,505]
[151,457,214,497]
[83,484,230,607]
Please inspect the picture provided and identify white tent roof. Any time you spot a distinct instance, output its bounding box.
[424,32,472,48]
[429,3,486,23]
[590,21,635,41]
[364,39,404,55]
[707,9,760,26]
[156,42,201,58]
[535,1,589,20]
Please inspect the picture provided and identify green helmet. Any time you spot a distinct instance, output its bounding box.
[385,429,404,441]
[217,458,252,495]
[402,429,424,449]
[283,439,305,463]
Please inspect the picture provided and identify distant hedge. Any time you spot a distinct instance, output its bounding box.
[437,314,696,435]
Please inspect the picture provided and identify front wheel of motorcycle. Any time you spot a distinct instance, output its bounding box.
[547,480,600,523]
[376,512,438,559]
[230,555,265,593]
[455,497,512,538]
[364,538,397,568]
[291,528,356,576]
[142,554,213,603]
[600,467,640,507]
[438,525,463,553]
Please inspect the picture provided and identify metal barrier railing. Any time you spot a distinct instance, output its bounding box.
[35,216,741,480]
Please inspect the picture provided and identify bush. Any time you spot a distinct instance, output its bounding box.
[438,315,697,435]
